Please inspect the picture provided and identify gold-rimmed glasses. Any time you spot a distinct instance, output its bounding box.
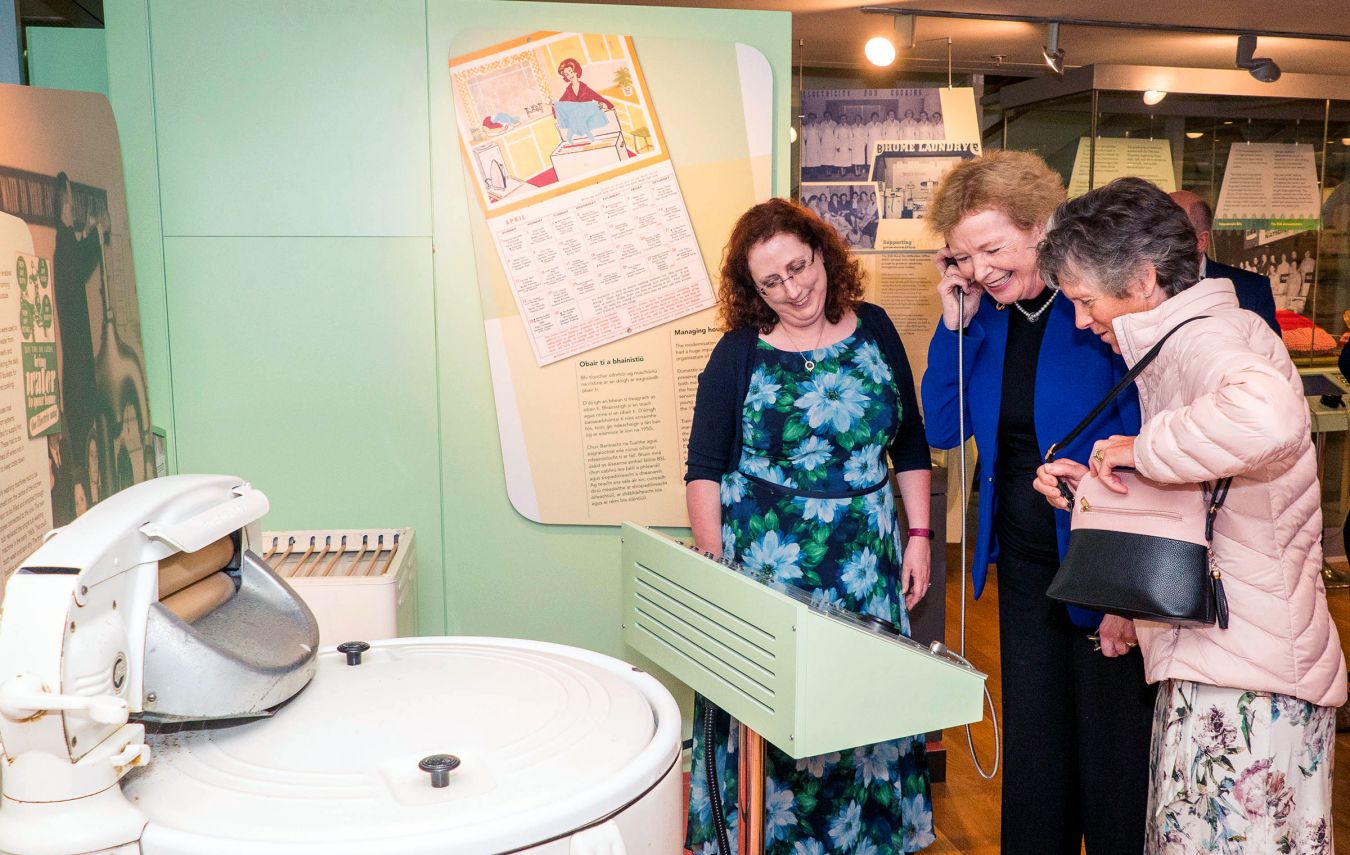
[756,249,817,293]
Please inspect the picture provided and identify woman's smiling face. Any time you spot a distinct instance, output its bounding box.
[746,232,827,331]
[944,208,1045,304]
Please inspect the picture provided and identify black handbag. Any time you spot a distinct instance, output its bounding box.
[1043,317,1231,629]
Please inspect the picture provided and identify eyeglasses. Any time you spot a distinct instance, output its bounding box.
[756,249,816,293]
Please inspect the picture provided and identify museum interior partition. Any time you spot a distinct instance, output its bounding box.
[59,0,795,718]
[24,0,1350,722]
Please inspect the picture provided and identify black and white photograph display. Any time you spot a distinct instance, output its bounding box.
[1210,227,1327,354]
[872,153,968,220]
[1213,229,1319,312]
[801,183,880,249]
[800,88,945,181]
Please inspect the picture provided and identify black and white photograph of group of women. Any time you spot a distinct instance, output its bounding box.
[1238,248,1317,311]
[799,89,946,181]
[1213,230,1320,313]
[801,183,880,249]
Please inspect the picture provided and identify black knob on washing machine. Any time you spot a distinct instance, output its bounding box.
[337,640,371,665]
[419,753,462,788]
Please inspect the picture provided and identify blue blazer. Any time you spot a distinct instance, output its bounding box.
[921,293,1140,627]
[1208,257,1279,336]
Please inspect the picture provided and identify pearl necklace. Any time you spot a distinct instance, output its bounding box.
[1009,288,1058,323]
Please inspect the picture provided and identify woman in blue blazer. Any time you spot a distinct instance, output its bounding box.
[920,151,1154,855]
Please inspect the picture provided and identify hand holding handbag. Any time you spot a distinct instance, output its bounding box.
[1043,316,1231,629]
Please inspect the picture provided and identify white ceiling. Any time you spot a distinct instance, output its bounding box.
[557,0,1350,77]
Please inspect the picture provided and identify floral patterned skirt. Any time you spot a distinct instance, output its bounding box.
[1146,679,1336,854]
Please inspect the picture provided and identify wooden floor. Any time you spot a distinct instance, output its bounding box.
[926,546,1002,854]
[929,545,1350,854]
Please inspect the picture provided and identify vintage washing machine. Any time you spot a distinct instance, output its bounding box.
[0,476,681,855]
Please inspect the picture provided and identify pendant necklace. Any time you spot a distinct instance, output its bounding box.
[781,322,827,371]
[1010,288,1058,323]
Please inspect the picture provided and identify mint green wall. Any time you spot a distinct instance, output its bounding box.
[26,27,108,95]
[103,0,790,688]
[106,0,447,634]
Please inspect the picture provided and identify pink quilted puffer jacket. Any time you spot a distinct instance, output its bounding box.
[1113,278,1346,708]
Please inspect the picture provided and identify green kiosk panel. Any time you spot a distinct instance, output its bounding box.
[620,523,986,759]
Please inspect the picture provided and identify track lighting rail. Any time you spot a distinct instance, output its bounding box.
[859,7,1350,44]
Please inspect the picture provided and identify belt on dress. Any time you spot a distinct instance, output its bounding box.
[738,470,891,500]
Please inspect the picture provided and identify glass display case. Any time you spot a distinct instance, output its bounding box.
[987,65,1350,367]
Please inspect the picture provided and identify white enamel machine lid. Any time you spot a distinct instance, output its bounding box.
[123,637,681,855]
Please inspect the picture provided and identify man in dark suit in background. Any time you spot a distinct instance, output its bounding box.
[1170,189,1280,335]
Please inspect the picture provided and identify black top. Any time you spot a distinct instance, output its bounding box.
[685,302,930,482]
[995,292,1059,564]
[53,223,102,434]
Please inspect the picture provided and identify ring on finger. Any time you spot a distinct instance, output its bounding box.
[1092,448,1105,463]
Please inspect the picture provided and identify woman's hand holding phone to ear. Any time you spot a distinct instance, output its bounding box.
[934,247,980,331]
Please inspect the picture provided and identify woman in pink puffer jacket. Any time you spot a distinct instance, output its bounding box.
[1034,178,1344,855]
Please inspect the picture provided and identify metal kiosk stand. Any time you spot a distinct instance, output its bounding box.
[620,523,988,855]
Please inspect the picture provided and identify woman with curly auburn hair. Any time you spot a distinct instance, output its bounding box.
[684,198,936,853]
[921,151,1155,855]
[715,197,866,334]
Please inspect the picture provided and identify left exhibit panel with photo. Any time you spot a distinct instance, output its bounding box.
[0,85,153,573]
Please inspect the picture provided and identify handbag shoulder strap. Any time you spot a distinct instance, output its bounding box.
[1205,476,1232,541]
[1044,315,1209,463]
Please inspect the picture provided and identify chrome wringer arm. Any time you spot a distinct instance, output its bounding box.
[143,549,319,722]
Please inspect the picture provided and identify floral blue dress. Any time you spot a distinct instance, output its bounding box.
[686,326,934,855]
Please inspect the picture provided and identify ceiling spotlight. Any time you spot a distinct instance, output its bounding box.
[894,14,916,50]
[865,35,897,67]
[1342,137,1350,146]
[1143,90,1167,106]
[863,13,915,68]
[1185,131,1205,139]
[1236,34,1281,82]
[1042,22,1065,76]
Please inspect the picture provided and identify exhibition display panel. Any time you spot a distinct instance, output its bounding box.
[988,64,1350,365]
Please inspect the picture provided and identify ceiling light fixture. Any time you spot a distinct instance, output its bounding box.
[894,14,916,50]
[1143,90,1167,106]
[1236,34,1281,82]
[865,36,897,66]
[861,7,1350,45]
[1042,22,1065,76]
[1185,131,1205,139]
[863,13,914,68]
